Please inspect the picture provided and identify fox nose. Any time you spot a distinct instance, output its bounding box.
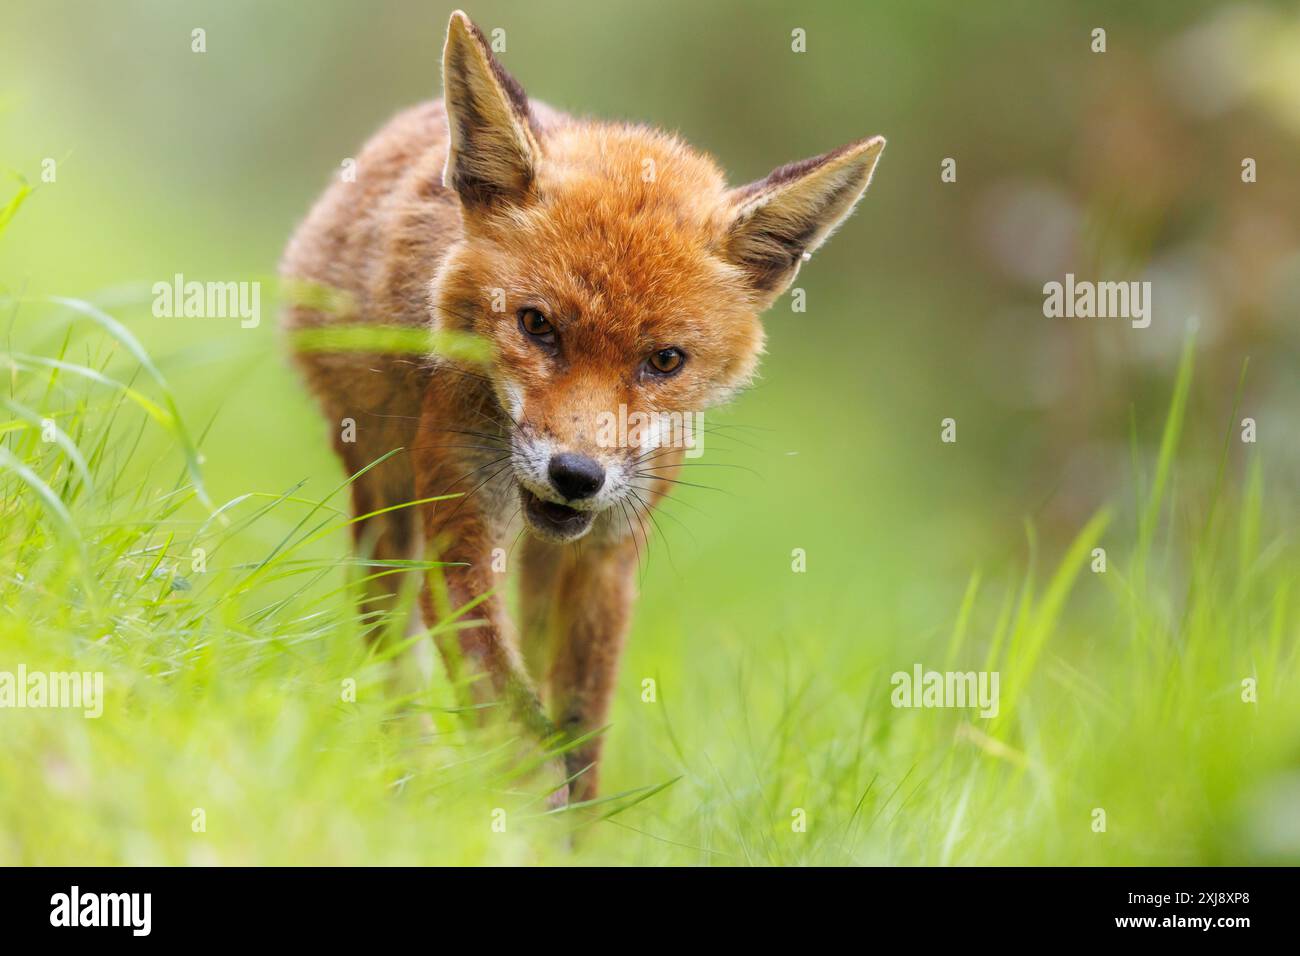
[548,453,605,501]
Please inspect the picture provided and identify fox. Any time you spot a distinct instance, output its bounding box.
[280,10,884,805]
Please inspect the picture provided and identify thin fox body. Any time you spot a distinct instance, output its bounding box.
[281,11,884,803]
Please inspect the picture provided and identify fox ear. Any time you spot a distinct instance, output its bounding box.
[723,136,885,300]
[441,10,539,208]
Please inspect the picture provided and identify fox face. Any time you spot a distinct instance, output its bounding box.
[430,12,884,542]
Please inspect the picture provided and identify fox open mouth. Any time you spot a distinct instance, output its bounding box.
[521,487,596,540]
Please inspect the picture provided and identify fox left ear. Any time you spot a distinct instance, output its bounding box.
[723,136,885,301]
[441,10,540,209]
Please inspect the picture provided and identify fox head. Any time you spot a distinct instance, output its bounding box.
[430,11,884,542]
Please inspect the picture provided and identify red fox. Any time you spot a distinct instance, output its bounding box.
[281,10,884,804]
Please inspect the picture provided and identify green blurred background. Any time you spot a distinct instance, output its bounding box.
[2,1,1299,864]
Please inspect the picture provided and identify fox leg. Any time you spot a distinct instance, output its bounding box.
[418,500,573,809]
[519,534,563,691]
[411,388,557,752]
[334,443,432,722]
[348,477,419,645]
[415,493,550,726]
[539,535,639,804]
[292,336,426,651]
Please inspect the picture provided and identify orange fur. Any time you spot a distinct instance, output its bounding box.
[280,10,884,803]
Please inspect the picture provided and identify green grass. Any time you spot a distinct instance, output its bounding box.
[2,280,1298,866]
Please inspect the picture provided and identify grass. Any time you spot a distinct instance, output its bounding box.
[1,272,1298,865]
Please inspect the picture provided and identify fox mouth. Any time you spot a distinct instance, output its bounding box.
[520,487,596,541]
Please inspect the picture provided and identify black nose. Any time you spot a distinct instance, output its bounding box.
[548,453,605,501]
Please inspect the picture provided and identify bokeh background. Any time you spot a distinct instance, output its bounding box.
[2,0,1298,864]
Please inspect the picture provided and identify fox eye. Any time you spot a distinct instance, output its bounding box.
[518,308,554,341]
[645,347,686,377]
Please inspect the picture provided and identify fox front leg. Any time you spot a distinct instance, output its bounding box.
[417,488,552,727]
[538,534,640,804]
[417,500,574,808]
[411,404,564,798]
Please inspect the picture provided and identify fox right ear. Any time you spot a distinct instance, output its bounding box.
[441,10,539,208]
[723,136,884,302]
